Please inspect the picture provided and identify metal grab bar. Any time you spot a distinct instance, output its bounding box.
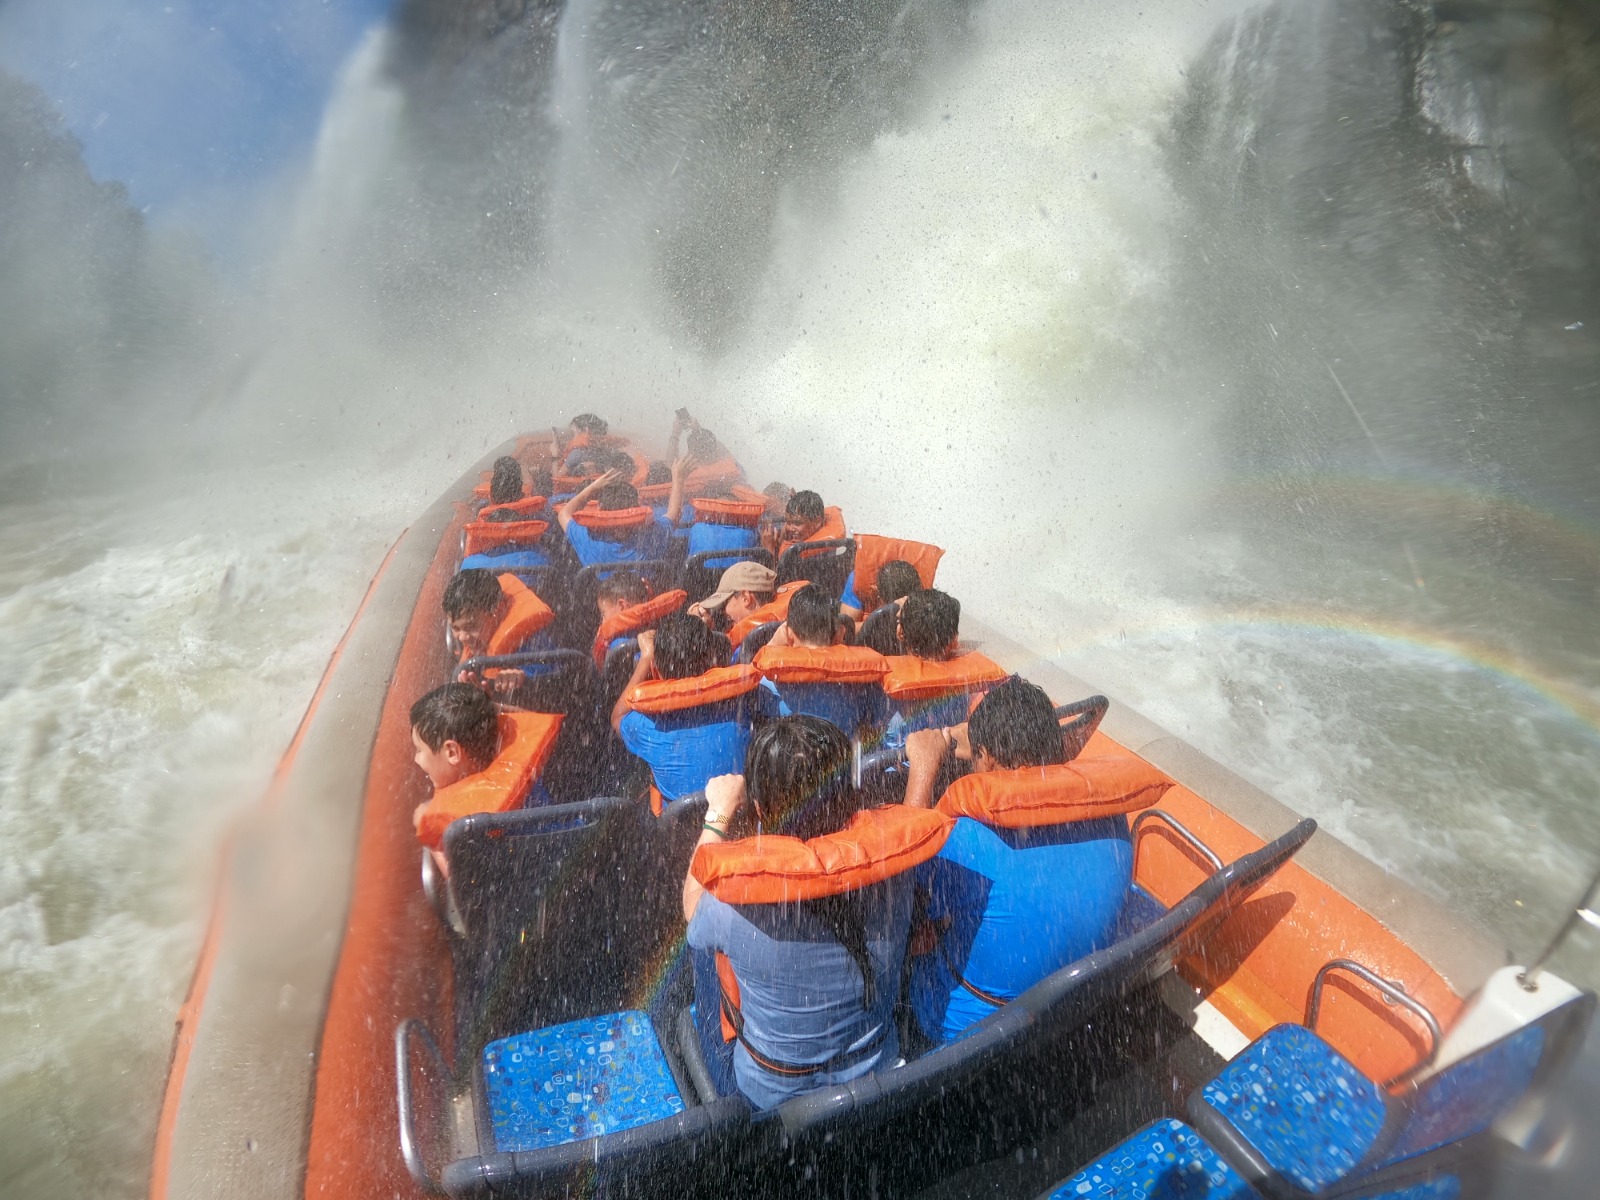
[395,1018,450,1195]
[419,849,466,939]
[1306,958,1443,1087]
[1131,809,1224,872]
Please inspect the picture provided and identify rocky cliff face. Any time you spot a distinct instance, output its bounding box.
[381,0,977,347]
[1166,0,1598,496]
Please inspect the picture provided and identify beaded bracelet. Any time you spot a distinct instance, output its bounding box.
[701,822,727,838]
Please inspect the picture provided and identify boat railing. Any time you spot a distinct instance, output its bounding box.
[1307,958,1443,1086]
[395,1017,451,1195]
[1131,808,1224,872]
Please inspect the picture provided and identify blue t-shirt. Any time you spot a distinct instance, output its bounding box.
[617,703,751,803]
[563,517,672,568]
[687,875,913,1109]
[912,816,1132,1043]
[757,678,884,737]
[687,521,760,563]
[461,548,549,572]
[840,570,863,612]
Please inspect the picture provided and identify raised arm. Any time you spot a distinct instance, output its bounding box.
[556,466,624,531]
[683,774,745,922]
[610,630,656,733]
[664,454,690,527]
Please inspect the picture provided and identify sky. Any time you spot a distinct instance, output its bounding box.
[0,0,393,244]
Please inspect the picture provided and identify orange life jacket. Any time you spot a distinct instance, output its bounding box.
[692,496,765,528]
[473,475,493,499]
[413,711,564,850]
[627,664,762,713]
[684,455,744,492]
[637,480,674,505]
[465,574,556,661]
[850,534,944,610]
[935,757,1171,829]
[570,503,655,533]
[779,506,847,560]
[692,805,954,905]
[753,644,889,685]
[591,589,688,667]
[726,580,808,646]
[880,652,1008,702]
[480,495,547,520]
[462,518,550,558]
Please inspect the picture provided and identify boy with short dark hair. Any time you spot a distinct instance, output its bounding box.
[898,589,961,660]
[410,682,563,856]
[854,560,925,654]
[442,567,556,698]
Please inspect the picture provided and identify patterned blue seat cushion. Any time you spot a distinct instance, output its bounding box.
[483,1010,686,1152]
[1048,1118,1257,1199]
[1198,1023,1389,1193]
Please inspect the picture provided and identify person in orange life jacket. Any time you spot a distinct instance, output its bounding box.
[482,464,554,524]
[443,568,553,700]
[611,613,750,804]
[487,456,523,504]
[901,678,1134,1042]
[551,411,610,474]
[688,560,778,638]
[757,584,881,733]
[880,589,969,749]
[409,684,494,876]
[683,717,915,1108]
[596,570,651,627]
[851,560,924,652]
[764,488,826,556]
[555,468,672,567]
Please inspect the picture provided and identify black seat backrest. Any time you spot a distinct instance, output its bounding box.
[734,620,781,665]
[1054,696,1109,761]
[458,649,626,803]
[773,818,1318,1146]
[777,537,856,597]
[682,547,776,606]
[560,558,678,649]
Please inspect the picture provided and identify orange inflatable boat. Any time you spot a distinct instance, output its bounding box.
[150,431,1595,1200]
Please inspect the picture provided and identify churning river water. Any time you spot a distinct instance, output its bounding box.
[2,1,1597,1196]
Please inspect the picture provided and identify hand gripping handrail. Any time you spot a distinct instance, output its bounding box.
[1130,809,1224,872]
[1306,958,1443,1087]
[394,1018,450,1195]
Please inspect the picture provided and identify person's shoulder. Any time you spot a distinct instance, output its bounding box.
[618,708,658,742]
[935,815,1009,869]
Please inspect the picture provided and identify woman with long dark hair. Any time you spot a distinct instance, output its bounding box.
[682,716,944,1108]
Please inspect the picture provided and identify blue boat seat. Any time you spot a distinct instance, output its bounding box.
[1042,1118,1254,1199]
[482,1010,685,1152]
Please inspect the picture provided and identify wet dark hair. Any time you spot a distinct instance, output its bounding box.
[570,413,608,436]
[597,571,650,609]
[527,465,554,498]
[643,459,673,486]
[968,677,1065,770]
[686,428,719,461]
[787,489,824,523]
[763,481,793,506]
[744,716,876,1006]
[785,583,838,645]
[443,569,504,619]
[596,480,641,510]
[654,611,726,680]
[898,589,959,658]
[410,683,499,767]
[875,560,923,606]
[489,456,524,505]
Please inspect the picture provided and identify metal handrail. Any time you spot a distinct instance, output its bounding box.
[419,849,466,939]
[394,1018,450,1195]
[1519,864,1600,992]
[1306,958,1443,1087]
[1131,809,1224,872]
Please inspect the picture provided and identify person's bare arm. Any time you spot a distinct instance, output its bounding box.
[610,630,656,733]
[664,455,690,526]
[903,723,966,809]
[666,412,688,462]
[683,774,745,922]
[557,466,624,531]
